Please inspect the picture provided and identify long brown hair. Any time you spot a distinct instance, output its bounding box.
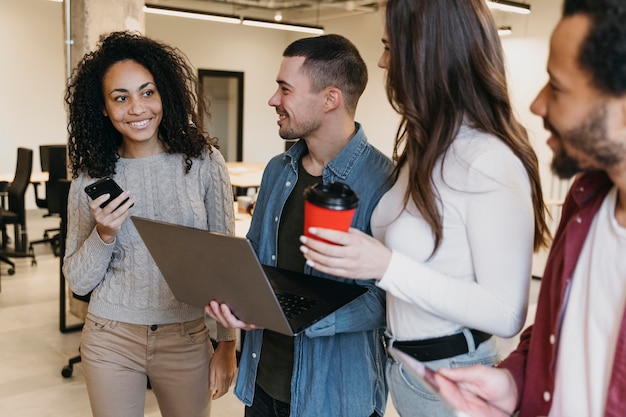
[383,0,550,254]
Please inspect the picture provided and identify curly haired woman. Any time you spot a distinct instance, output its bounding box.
[63,31,236,417]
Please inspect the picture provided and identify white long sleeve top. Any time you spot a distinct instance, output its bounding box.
[373,125,535,340]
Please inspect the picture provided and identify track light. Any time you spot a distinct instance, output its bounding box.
[486,0,531,15]
[242,19,323,34]
[144,5,241,24]
[144,4,324,35]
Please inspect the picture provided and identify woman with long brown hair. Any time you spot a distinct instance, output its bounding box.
[299,0,550,415]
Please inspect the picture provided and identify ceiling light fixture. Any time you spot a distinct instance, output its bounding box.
[144,4,324,35]
[274,11,283,22]
[486,0,531,15]
[498,26,513,36]
[144,4,241,24]
[242,19,323,34]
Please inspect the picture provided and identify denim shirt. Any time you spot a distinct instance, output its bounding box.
[235,123,393,417]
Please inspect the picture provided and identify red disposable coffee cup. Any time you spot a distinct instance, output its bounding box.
[303,182,359,244]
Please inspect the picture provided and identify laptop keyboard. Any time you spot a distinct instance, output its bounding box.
[276,293,321,319]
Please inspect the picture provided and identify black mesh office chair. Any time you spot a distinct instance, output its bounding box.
[30,145,67,256]
[0,148,37,275]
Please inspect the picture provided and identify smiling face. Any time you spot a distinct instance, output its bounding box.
[267,56,325,140]
[102,59,163,150]
[531,14,626,179]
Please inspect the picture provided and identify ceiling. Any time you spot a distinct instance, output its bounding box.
[146,0,380,26]
[145,0,528,32]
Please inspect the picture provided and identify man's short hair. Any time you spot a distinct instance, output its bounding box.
[563,0,626,96]
[283,34,368,114]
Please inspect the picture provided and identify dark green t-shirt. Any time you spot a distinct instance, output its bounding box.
[256,161,321,403]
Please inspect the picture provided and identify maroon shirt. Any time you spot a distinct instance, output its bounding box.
[500,171,626,417]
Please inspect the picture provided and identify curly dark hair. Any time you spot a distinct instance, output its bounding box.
[563,0,626,97]
[65,31,215,178]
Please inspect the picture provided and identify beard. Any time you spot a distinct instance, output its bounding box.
[551,146,581,179]
[279,118,322,140]
[550,103,624,179]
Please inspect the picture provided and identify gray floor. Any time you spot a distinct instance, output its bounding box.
[0,209,538,417]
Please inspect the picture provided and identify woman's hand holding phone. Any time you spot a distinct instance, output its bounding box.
[85,178,136,244]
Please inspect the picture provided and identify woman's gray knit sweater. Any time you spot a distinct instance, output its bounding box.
[63,150,236,341]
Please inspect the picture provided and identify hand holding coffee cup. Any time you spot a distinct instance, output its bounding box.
[303,182,359,244]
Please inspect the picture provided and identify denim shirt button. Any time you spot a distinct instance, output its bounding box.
[252,352,257,359]
[271,255,276,261]
[274,216,279,223]
[285,181,291,187]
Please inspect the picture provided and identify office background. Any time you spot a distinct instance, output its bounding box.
[0,1,558,414]
[1,0,561,196]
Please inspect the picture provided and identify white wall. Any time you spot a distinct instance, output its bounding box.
[1,0,563,233]
[146,14,290,164]
[147,10,400,160]
[0,0,67,207]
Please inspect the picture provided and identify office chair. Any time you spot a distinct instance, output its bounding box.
[0,147,37,275]
[30,145,67,256]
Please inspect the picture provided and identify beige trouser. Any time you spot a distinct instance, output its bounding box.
[80,313,213,417]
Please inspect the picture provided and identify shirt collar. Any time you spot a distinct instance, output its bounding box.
[284,122,367,181]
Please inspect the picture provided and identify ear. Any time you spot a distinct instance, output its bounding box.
[102,107,108,117]
[323,87,343,112]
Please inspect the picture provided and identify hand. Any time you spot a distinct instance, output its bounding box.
[436,365,517,417]
[298,227,392,280]
[89,191,136,243]
[209,340,237,399]
[205,301,260,331]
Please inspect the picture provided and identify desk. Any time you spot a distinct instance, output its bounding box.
[0,181,7,209]
[0,171,49,184]
[0,171,49,214]
[226,162,265,192]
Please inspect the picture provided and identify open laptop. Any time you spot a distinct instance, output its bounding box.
[131,216,367,336]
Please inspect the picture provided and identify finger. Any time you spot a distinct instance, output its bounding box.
[109,191,132,210]
[212,385,226,399]
[304,256,353,278]
[115,194,135,212]
[304,227,351,245]
[219,304,250,328]
[299,236,347,259]
[90,193,110,209]
[206,302,233,327]
[209,369,220,399]
[211,371,232,399]
[204,303,220,321]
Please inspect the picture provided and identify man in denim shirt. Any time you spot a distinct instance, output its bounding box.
[207,35,392,417]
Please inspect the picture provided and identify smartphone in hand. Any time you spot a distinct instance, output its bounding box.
[84,177,133,210]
